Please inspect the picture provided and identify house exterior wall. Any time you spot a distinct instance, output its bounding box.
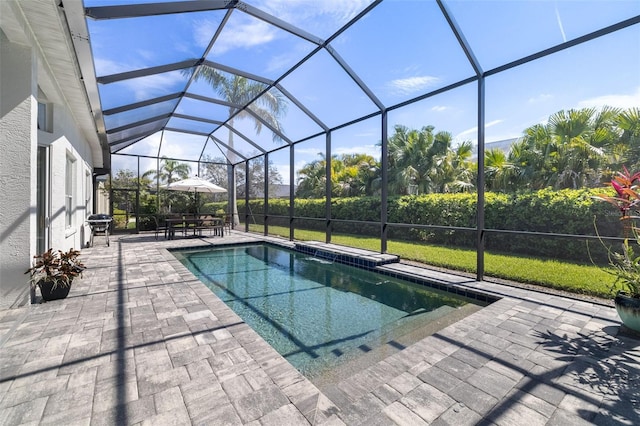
[40,97,95,250]
[0,31,96,306]
[0,31,38,307]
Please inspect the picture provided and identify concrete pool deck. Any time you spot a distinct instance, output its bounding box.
[1,232,638,425]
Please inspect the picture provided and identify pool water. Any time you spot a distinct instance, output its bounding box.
[174,244,478,379]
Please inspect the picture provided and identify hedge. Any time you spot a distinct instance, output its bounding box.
[203,188,623,263]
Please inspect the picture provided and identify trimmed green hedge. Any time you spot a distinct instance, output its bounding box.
[205,188,622,262]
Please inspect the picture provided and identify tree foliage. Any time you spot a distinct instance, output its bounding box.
[237,156,284,199]
[296,125,475,198]
[492,107,640,192]
[187,66,288,224]
[295,153,380,198]
[293,107,639,197]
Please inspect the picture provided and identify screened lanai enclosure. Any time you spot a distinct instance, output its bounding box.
[68,1,639,284]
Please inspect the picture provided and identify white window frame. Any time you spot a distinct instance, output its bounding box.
[85,170,92,218]
[37,101,53,133]
[65,153,76,229]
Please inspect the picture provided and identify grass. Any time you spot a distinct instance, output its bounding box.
[248,224,616,299]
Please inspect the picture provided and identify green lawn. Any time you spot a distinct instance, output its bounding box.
[248,224,616,299]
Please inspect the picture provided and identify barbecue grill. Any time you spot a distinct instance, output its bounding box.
[87,214,112,247]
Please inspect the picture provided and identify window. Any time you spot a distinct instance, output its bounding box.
[37,102,53,132]
[85,170,92,217]
[65,154,76,228]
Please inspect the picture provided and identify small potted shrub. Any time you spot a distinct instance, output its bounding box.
[25,248,85,301]
[606,235,640,331]
[594,166,640,332]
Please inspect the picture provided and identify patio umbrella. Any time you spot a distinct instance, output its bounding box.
[165,176,227,194]
[164,176,227,214]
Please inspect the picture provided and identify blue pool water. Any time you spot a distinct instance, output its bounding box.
[173,244,475,378]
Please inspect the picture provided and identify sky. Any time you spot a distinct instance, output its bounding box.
[85,0,640,185]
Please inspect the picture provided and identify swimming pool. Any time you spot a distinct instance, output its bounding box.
[173,244,483,380]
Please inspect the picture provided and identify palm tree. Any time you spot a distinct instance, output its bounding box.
[295,153,381,198]
[548,107,613,189]
[432,138,475,193]
[485,148,518,192]
[143,157,191,213]
[614,107,640,171]
[514,107,621,190]
[143,157,191,185]
[296,153,328,199]
[387,125,436,195]
[344,153,380,196]
[386,125,473,195]
[189,66,287,225]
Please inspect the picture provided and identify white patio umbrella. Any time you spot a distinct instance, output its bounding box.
[164,176,227,214]
[165,176,227,194]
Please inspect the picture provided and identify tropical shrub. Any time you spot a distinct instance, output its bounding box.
[225,188,626,263]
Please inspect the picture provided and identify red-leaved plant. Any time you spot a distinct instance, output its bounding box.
[593,166,640,298]
[25,248,85,290]
[594,166,640,220]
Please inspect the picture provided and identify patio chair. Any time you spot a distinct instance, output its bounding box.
[195,215,213,236]
[153,216,169,240]
[195,215,224,237]
[224,214,232,234]
[183,214,199,236]
[166,214,185,239]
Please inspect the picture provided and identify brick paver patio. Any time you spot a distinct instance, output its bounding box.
[1,232,638,425]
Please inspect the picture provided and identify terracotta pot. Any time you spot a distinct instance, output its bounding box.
[39,280,71,301]
[614,291,640,333]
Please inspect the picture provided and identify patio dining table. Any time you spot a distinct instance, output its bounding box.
[165,216,224,239]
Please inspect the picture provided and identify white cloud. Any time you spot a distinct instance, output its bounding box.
[293,159,309,172]
[93,57,129,76]
[456,119,503,138]
[528,93,553,104]
[258,0,373,32]
[114,134,162,172]
[213,19,276,54]
[578,87,640,110]
[431,105,449,112]
[191,1,372,52]
[266,53,296,74]
[388,76,440,95]
[193,18,219,49]
[202,16,277,55]
[456,127,476,138]
[266,41,316,74]
[295,147,324,156]
[333,144,380,159]
[137,49,156,63]
[115,71,186,103]
[274,163,291,184]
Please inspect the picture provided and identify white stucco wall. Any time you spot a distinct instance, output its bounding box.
[0,32,38,307]
[1,32,96,306]
[41,102,95,250]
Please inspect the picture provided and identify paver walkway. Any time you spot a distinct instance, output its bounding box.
[1,232,639,425]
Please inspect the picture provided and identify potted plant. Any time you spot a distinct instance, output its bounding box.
[594,166,640,332]
[25,248,85,301]
[606,236,640,332]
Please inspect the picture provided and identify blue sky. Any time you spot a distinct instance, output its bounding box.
[86,0,640,185]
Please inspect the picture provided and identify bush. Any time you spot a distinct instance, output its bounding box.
[224,188,624,263]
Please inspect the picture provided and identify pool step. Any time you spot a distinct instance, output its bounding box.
[294,241,399,269]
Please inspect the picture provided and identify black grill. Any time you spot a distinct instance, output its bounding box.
[87,214,112,247]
